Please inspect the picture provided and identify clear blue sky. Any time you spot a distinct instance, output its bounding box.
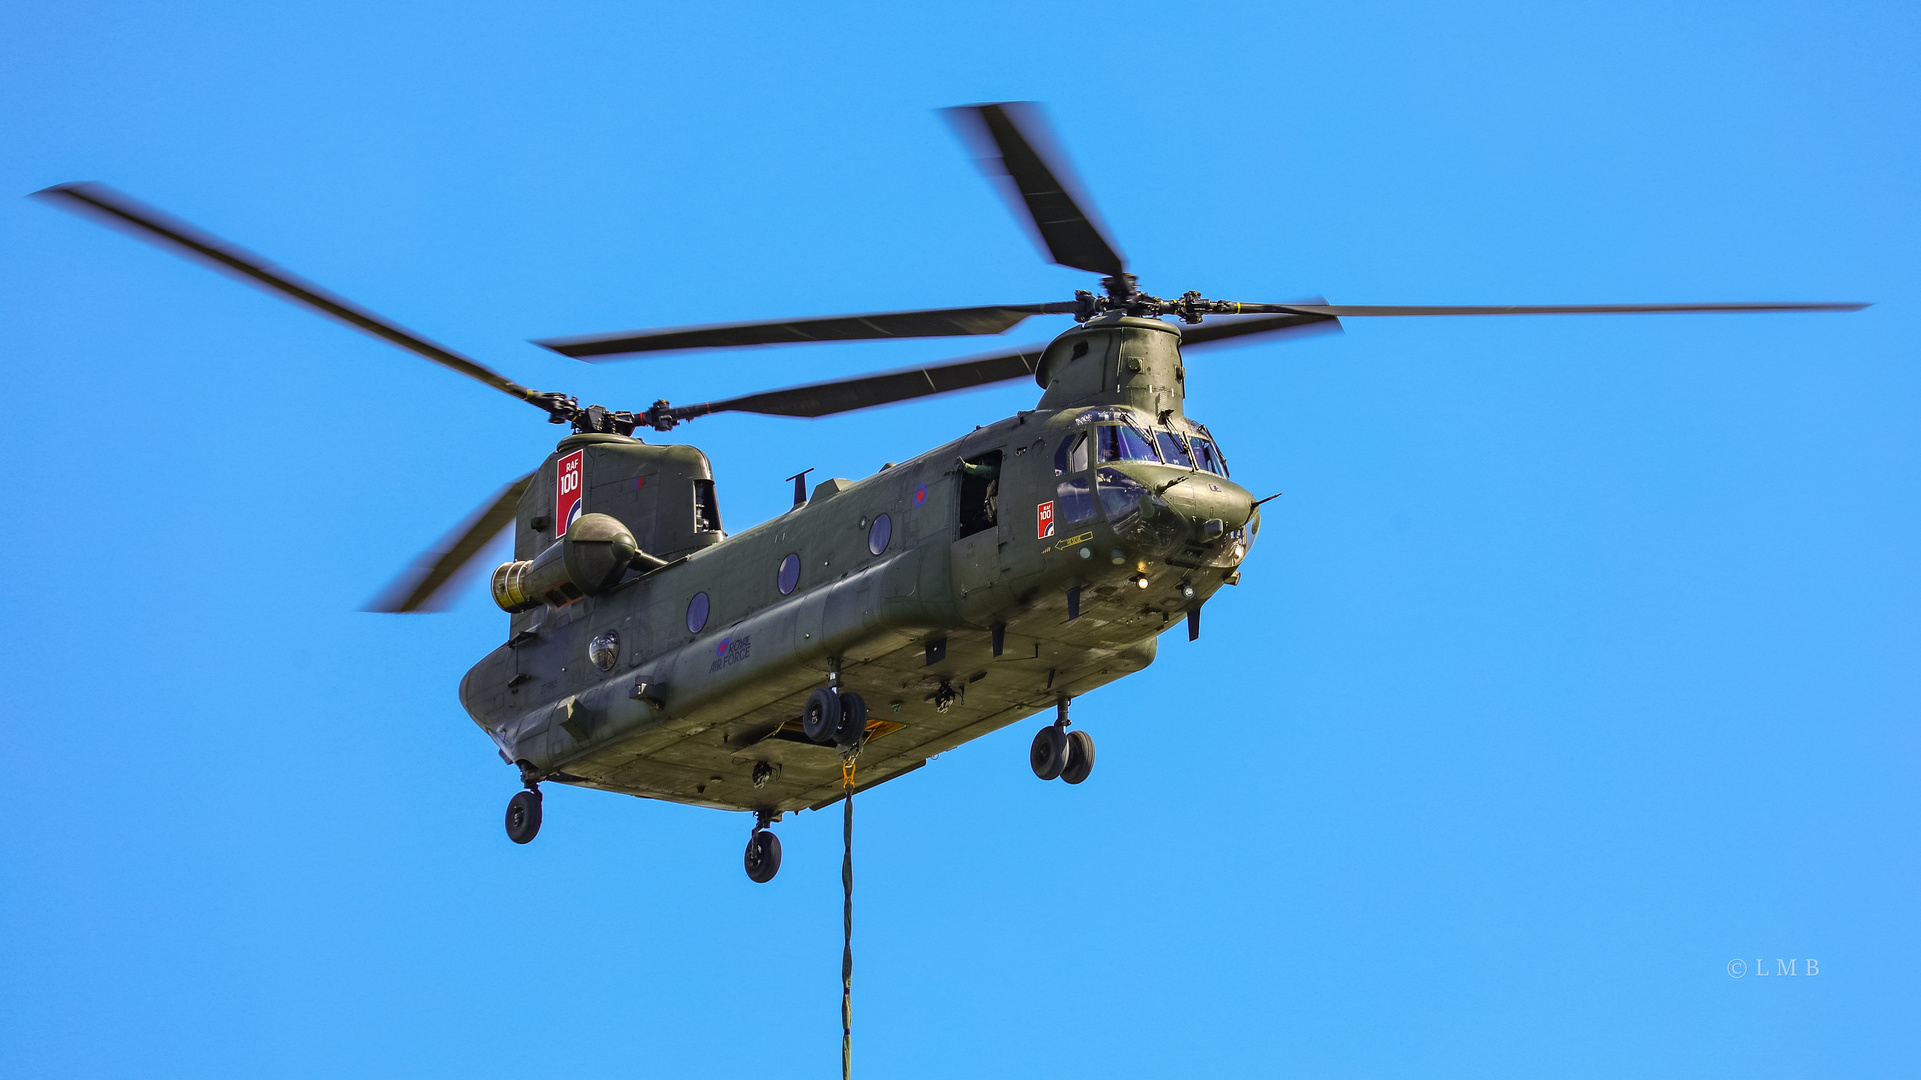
[3,2,1915,1077]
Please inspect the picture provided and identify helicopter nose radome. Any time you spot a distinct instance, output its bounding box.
[1098,463,1257,568]
[1157,475,1255,540]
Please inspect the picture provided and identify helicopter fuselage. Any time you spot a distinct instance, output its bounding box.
[459,315,1259,813]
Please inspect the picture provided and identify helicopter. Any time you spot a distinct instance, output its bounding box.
[35,102,1864,883]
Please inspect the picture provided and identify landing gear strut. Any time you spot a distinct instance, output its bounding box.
[1030,697,1096,784]
[745,808,783,883]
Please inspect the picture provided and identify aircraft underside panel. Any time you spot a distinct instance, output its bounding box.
[547,577,1166,814]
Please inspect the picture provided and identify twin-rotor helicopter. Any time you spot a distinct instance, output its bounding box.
[37,102,1863,882]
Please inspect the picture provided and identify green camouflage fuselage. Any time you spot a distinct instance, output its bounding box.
[460,314,1257,812]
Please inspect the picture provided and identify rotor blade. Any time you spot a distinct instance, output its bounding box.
[1180,312,1344,349]
[945,102,1126,278]
[666,312,1347,421]
[32,182,562,413]
[671,346,1048,420]
[536,302,1079,359]
[366,473,533,613]
[1225,301,1870,318]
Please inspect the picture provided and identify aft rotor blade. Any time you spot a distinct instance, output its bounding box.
[945,102,1126,279]
[33,182,563,414]
[366,473,533,613]
[536,302,1079,360]
[1226,301,1870,318]
[671,346,1048,420]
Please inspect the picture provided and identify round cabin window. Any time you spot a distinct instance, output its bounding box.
[588,629,620,673]
[867,513,892,556]
[777,553,800,595]
[686,592,710,634]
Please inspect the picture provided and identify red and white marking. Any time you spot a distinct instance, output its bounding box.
[555,450,584,535]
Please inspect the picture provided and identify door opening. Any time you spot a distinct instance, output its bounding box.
[957,451,1002,539]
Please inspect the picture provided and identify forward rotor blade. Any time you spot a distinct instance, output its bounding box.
[1180,312,1344,349]
[641,291,1869,426]
[1228,301,1870,318]
[366,473,533,613]
[671,346,1048,420]
[33,182,561,414]
[945,102,1126,279]
[667,311,1348,421]
[536,302,1078,360]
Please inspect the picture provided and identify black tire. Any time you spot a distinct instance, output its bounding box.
[505,789,542,844]
[802,686,842,744]
[1030,725,1069,781]
[745,829,782,883]
[1061,729,1096,784]
[834,691,868,746]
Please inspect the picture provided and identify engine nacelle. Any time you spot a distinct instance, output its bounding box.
[491,513,639,612]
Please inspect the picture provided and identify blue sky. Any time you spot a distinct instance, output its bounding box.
[2,2,1915,1077]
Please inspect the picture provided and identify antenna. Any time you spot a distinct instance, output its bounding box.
[787,468,816,509]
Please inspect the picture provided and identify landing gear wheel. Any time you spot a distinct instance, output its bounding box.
[834,691,868,747]
[505,789,542,844]
[1061,729,1096,784]
[744,829,782,883]
[1030,725,1070,780]
[802,687,842,744]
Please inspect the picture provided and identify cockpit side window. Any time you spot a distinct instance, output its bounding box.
[1097,425,1160,464]
[1155,430,1194,469]
[1054,431,1091,475]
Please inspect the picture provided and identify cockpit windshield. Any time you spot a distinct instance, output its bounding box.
[1097,424,1160,464]
[1190,436,1228,477]
[1154,430,1193,469]
[1064,417,1225,477]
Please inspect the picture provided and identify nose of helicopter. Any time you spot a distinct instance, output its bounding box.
[1152,473,1256,553]
[1100,463,1258,560]
[1157,473,1255,534]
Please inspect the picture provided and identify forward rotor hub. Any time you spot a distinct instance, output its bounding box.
[1077,283,1262,326]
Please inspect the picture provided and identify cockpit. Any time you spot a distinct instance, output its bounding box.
[1050,417,1231,529]
[1054,420,1229,478]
